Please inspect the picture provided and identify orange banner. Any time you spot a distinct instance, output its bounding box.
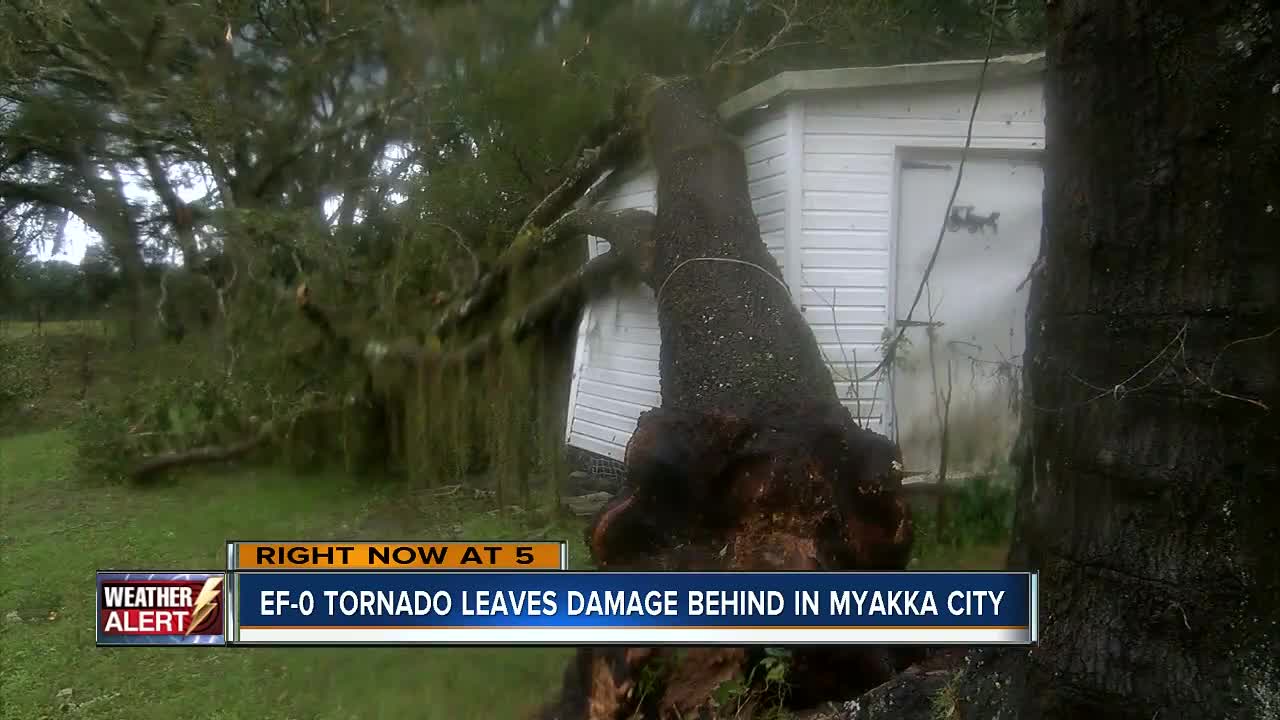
[231,542,564,570]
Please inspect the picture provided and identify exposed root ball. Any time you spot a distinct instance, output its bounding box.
[589,406,913,574]
[538,406,917,720]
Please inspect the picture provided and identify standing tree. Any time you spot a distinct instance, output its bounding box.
[982,0,1279,716]
[823,3,1280,720]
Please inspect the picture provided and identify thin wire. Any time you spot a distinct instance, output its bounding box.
[655,256,791,306]
[1028,322,1189,414]
[855,0,1001,384]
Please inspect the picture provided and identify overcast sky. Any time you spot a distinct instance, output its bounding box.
[34,165,214,265]
[32,145,411,266]
[39,218,93,264]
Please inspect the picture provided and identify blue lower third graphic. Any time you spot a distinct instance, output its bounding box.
[231,571,1038,646]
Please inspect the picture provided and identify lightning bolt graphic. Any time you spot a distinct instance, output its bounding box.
[187,576,223,636]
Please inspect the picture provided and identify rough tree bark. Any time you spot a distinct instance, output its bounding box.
[538,76,917,720]
[139,143,200,268]
[827,4,1280,720]
[967,2,1280,717]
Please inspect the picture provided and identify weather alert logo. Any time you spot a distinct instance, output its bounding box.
[96,572,226,646]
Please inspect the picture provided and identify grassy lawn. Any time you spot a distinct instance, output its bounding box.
[910,541,1009,571]
[0,427,1008,720]
[0,430,580,720]
[0,320,112,339]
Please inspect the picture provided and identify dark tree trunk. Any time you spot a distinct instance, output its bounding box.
[948,3,1280,720]
[540,77,918,720]
[140,145,200,268]
[716,6,1279,720]
[73,145,148,347]
[644,79,837,420]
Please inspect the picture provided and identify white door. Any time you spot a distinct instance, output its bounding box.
[891,151,1044,475]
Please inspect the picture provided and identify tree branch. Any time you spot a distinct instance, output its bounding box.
[432,207,654,340]
[421,221,481,286]
[249,95,411,200]
[380,250,633,369]
[130,431,271,482]
[0,180,102,228]
[82,0,142,55]
[293,283,350,356]
[707,0,809,73]
[138,142,199,265]
[564,207,658,278]
[287,248,632,400]
[1,145,34,174]
[139,11,166,67]
[516,124,638,238]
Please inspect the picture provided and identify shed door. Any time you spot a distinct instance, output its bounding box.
[892,151,1043,475]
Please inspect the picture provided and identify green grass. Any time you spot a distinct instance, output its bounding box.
[0,424,1008,720]
[0,320,111,339]
[1,330,101,435]
[909,542,1008,571]
[0,325,227,436]
[0,430,580,720]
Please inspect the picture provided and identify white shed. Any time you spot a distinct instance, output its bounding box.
[565,53,1046,476]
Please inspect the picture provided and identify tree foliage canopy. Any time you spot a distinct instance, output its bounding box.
[1,0,1042,281]
[0,0,1043,484]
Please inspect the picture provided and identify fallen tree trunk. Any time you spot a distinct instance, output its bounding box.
[538,76,916,720]
[131,430,272,482]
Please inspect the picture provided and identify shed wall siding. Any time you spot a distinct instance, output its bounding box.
[566,77,1044,462]
[798,79,1044,434]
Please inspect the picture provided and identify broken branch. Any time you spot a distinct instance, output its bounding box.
[130,430,271,482]
[431,205,653,339]
[294,282,348,355]
[379,249,634,369]
[518,125,637,235]
[707,0,808,73]
[421,220,481,286]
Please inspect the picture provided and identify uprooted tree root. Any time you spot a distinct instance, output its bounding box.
[588,407,914,574]
[535,406,920,720]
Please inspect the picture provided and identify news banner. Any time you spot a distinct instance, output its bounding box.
[96,541,1039,647]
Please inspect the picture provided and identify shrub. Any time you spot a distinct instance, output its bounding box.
[0,338,51,412]
[72,377,261,483]
[71,402,134,483]
[945,472,1016,546]
[911,469,1016,557]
